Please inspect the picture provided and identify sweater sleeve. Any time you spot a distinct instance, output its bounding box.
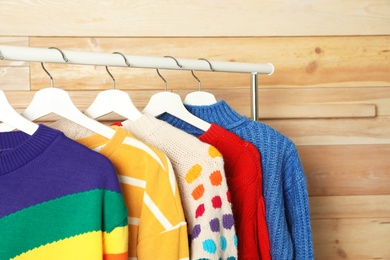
[283,144,314,260]
[101,161,129,260]
[103,218,129,260]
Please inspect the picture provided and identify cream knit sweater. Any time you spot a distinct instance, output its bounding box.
[122,114,238,260]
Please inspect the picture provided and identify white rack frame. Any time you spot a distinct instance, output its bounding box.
[0,45,274,120]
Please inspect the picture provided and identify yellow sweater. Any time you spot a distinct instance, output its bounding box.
[50,121,189,260]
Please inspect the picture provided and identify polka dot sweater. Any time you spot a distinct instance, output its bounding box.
[122,114,238,260]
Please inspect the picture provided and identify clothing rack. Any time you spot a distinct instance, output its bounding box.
[0,45,274,120]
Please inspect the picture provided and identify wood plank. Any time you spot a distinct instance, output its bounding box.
[259,104,376,119]
[310,195,390,219]
[256,87,390,117]
[312,218,390,260]
[0,90,107,110]
[0,67,30,90]
[264,116,390,146]
[0,1,389,36]
[0,37,28,46]
[28,37,390,89]
[299,145,390,196]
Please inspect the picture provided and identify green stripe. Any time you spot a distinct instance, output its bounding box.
[0,189,127,260]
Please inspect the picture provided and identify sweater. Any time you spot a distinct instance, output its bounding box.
[159,100,314,260]
[49,120,189,260]
[121,114,238,260]
[199,123,270,260]
[0,124,128,260]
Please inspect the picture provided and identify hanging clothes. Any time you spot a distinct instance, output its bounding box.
[49,119,189,260]
[121,114,238,260]
[196,123,271,260]
[0,124,128,259]
[159,100,314,260]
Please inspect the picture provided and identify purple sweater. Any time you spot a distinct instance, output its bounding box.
[0,124,128,259]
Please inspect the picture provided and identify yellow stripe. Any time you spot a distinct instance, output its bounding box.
[103,226,128,254]
[13,228,128,260]
[12,231,102,260]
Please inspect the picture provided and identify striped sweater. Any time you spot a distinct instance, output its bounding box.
[50,120,189,260]
[0,124,128,260]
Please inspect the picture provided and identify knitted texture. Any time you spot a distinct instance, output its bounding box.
[0,124,128,260]
[121,114,238,260]
[199,123,271,260]
[50,120,189,260]
[159,100,314,260]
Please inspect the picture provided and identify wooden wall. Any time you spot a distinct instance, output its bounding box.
[1,1,390,259]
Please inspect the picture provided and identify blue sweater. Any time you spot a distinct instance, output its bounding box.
[159,100,314,260]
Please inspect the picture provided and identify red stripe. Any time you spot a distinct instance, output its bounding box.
[103,252,128,260]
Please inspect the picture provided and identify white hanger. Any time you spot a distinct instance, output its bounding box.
[0,90,39,135]
[85,89,142,120]
[22,63,117,140]
[142,56,211,132]
[84,52,142,121]
[183,58,217,106]
[20,47,115,139]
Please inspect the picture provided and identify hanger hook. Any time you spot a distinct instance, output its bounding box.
[49,47,69,62]
[41,47,69,88]
[156,55,182,92]
[191,70,201,91]
[105,66,116,89]
[198,58,215,71]
[156,68,167,91]
[113,51,131,67]
[164,55,183,68]
[41,62,54,88]
[106,51,131,90]
[193,58,215,91]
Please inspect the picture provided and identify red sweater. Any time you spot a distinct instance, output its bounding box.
[199,123,271,260]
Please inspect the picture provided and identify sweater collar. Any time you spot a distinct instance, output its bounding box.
[121,113,164,142]
[158,100,247,135]
[75,126,128,159]
[0,124,61,175]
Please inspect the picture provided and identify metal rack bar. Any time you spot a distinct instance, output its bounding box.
[0,45,274,120]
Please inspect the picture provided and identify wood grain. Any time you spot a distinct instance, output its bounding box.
[312,218,390,259]
[256,87,390,117]
[259,104,376,119]
[0,67,30,90]
[299,145,390,196]
[0,1,389,37]
[265,117,390,146]
[28,37,390,89]
[310,195,390,219]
